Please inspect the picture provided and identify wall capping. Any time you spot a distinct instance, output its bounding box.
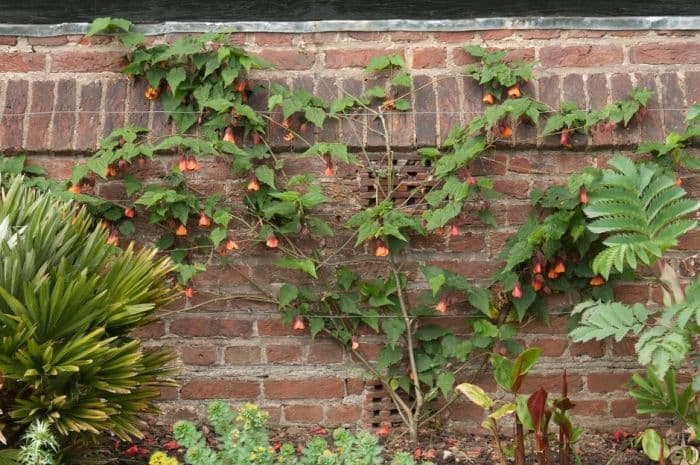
[2,16,700,37]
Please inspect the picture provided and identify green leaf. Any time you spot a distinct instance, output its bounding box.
[209,227,227,247]
[86,17,132,36]
[641,429,669,462]
[436,372,456,399]
[275,258,318,278]
[166,67,187,94]
[456,383,493,409]
[278,284,299,308]
[254,165,276,188]
[118,220,135,236]
[304,107,326,128]
[364,55,392,73]
[382,318,406,349]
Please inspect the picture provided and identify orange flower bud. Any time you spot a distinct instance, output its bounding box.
[374,241,389,257]
[178,156,188,172]
[676,177,683,186]
[283,131,295,142]
[175,224,188,236]
[106,165,118,177]
[507,85,522,98]
[590,276,605,286]
[292,315,305,330]
[468,176,476,186]
[533,262,543,274]
[186,156,200,171]
[124,207,136,218]
[482,92,495,105]
[579,186,588,205]
[449,225,459,237]
[225,238,239,251]
[185,284,194,299]
[500,125,513,138]
[106,229,119,247]
[351,336,360,350]
[68,183,81,195]
[247,175,260,192]
[554,261,566,274]
[252,132,261,145]
[223,126,236,144]
[145,85,159,100]
[324,165,334,177]
[531,278,543,292]
[547,269,559,280]
[512,282,523,299]
[266,233,279,249]
[435,300,448,313]
[198,212,211,228]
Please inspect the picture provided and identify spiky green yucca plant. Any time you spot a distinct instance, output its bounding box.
[0,175,177,458]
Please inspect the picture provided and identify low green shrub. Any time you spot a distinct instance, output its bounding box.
[0,175,178,462]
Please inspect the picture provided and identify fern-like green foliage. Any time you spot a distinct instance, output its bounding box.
[0,176,177,460]
[584,156,700,279]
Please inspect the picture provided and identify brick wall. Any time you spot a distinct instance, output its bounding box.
[1,28,699,432]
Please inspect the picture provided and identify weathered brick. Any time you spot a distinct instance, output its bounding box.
[266,344,302,363]
[169,318,253,337]
[284,404,323,423]
[521,374,583,394]
[0,80,29,152]
[412,47,446,69]
[0,36,18,46]
[518,30,561,40]
[27,36,69,46]
[413,75,436,147]
[587,372,633,392]
[254,33,294,46]
[257,50,315,70]
[102,79,128,138]
[325,48,403,69]
[181,379,260,399]
[531,338,568,357]
[52,79,76,151]
[610,73,638,146]
[687,71,700,106]
[659,72,687,134]
[630,42,700,64]
[611,399,644,418]
[0,52,46,72]
[51,51,126,72]
[127,79,150,128]
[131,321,165,339]
[569,340,605,358]
[25,81,55,151]
[339,78,363,149]
[571,400,608,416]
[224,346,261,364]
[479,30,514,40]
[432,32,476,43]
[538,75,560,148]
[539,45,623,67]
[587,73,613,146]
[326,404,362,424]
[181,345,218,365]
[265,378,344,399]
[613,283,650,304]
[634,73,665,141]
[436,76,460,144]
[308,342,344,363]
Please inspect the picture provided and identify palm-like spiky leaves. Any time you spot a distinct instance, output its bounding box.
[0,176,177,450]
[584,156,700,278]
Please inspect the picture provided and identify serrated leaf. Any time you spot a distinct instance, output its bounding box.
[166,67,187,94]
[278,284,299,308]
[304,107,326,128]
[254,165,275,188]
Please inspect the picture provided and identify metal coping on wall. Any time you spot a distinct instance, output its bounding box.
[1,16,700,37]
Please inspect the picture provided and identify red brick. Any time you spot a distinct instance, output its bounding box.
[308,342,344,363]
[521,374,583,394]
[284,404,323,423]
[181,345,218,365]
[346,32,384,41]
[518,30,561,40]
[27,36,69,46]
[447,400,485,421]
[587,73,613,146]
[569,340,605,358]
[432,32,476,42]
[687,71,700,106]
[521,316,569,334]
[566,30,606,38]
[326,404,362,424]
[611,398,644,418]
[612,338,637,356]
[325,48,404,69]
[52,80,77,151]
[262,406,282,424]
[102,79,128,137]
[426,260,499,280]
[531,338,568,357]
[571,400,608,416]
[131,321,165,339]
[346,379,366,395]
[413,75,437,147]
[413,47,446,69]
[75,81,102,151]
[181,379,260,399]
[613,283,650,304]
[447,232,486,253]
[254,33,294,46]
[169,318,253,337]
[0,52,46,72]
[0,36,17,45]
[493,179,530,199]
[659,72,687,134]
[538,75,560,148]
[265,378,344,399]
[634,73,664,141]
[480,30,514,40]
[454,47,534,66]
[51,51,126,72]
[390,32,428,42]
[587,372,633,392]
[224,346,261,364]
[25,81,55,151]
[257,317,302,336]
[0,80,29,152]
[266,344,302,363]
[257,50,315,70]
[630,42,700,64]
[436,76,460,143]
[539,45,623,67]
[678,230,700,250]
[127,79,150,128]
